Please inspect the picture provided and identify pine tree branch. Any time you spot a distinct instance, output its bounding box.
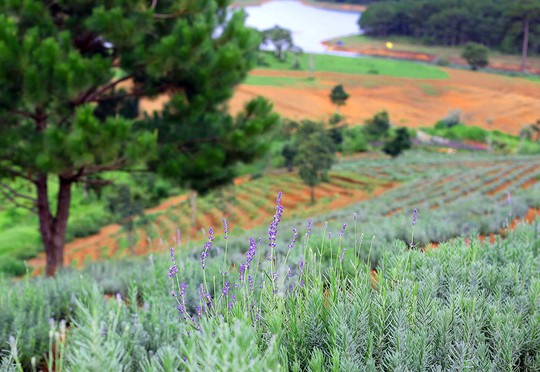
[84,74,135,103]
[154,11,185,19]
[0,182,36,203]
[9,110,38,121]
[0,165,36,183]
[0,183,36,213]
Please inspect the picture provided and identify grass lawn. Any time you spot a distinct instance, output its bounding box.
[244,75,322,87]
[327,35,540,72]
[258,52,449,79]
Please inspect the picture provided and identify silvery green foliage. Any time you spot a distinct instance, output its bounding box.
[66,287,129,371]
[275,222,540,370]
[0,272,91,369]
[1,178,540,370]
[179,319,280,371]
[0,337,22,372]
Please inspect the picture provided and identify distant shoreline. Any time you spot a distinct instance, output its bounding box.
[231,0,366,12]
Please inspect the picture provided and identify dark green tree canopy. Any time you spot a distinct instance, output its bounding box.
[363,110,391,139]
[295,121,336,203]
[329,84,350,108]
[383,127,412,157]
[261,25,294,61]
[0,0,275,275]
[359,0,540,55]
[462,42,490,70]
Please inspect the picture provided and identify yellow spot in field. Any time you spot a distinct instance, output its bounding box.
[386,42,393,49]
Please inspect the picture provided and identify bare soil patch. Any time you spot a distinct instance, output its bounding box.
[228,68,540,135]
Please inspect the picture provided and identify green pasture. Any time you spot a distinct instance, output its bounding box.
[244,75,322,87]
[328,34,540,73]
[258,52,449,79]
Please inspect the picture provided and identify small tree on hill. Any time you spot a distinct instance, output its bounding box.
[462,42,489,70]
[281,143,298,172]
[106,184,145,253]
[383,127,412,157]
[364,111,391,139]
[261,25,293,62]
[295,121,336,204]
[329,85,350,113]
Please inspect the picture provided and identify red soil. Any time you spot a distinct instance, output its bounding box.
[27,173,398,274]
[228,68,540,136]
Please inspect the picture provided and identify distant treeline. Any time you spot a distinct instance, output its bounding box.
[359,0,540,54]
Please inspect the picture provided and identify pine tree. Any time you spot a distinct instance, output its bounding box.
[0,0,275,276]
[508,0,540,73]
[329,85,350,114]
[295,121,336,204]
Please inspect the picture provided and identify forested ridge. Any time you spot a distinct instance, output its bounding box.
[359,0,540,54]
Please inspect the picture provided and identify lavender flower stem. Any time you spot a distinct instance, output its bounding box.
[222,218,229,276]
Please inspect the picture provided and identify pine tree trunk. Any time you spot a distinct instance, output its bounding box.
[521,16,529,73]
[310,186,315,204]
[37,175,72,276]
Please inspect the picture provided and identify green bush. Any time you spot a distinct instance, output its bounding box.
[435,57,450,66]
[342,126,369,154]
[462,42,489,70]
[66,205,112,240]
[363,110,391,140]
[0,256,26,276]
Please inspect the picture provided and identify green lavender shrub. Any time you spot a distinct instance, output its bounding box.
[1,191,539,370]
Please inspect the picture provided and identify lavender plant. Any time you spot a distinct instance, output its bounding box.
[1,190,539,370]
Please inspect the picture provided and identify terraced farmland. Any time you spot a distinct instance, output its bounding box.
[28,170,392,273]
[27,152,540,273]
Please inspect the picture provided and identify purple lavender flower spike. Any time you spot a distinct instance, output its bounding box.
[201,228,215,269]
[288,267,293,278]
[246,238,257,268]
[339,224,347,238]
[288,228,298,249]
[222,282,230,296]
[168,248,179,278]
[239,263,246,281]
[340,247,347,262]
[196,306,202,318]
[168,263,178,278]
[179,282,187,298]
[205,292,213,308]
[307,219,313,236]
[411,208,418,226]
[268,192,284,249]
[248,275,254,292]
[339,224,347,262]
[222,218,229,240]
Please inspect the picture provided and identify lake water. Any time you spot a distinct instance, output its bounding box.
[242,0,361,53]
